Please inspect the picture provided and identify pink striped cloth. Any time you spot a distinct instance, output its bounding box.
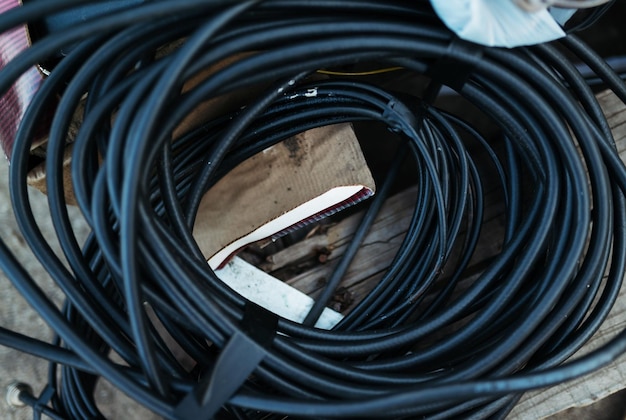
[0,0,47,159]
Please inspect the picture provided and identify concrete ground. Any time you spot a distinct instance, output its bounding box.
[0,156,158,419]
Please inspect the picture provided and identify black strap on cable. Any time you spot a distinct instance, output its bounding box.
[174,303,277,420]
[34,385,56,420]
[15,384,61,420]
[428,38,484,92]
[382,98,419,133]
[240,300,279,349]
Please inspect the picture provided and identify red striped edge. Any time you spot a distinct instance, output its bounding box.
[0,0,47,160]
[272,187,375,240]
[214,187,375,269]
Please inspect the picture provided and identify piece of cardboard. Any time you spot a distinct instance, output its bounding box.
[193,123,376,268]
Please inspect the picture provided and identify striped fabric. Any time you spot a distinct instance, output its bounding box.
[0,0,46,159]
[271,187,375,240]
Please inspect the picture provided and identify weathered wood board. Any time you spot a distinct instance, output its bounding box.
[508,90,626,419]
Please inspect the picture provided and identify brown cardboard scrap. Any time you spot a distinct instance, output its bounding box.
[193,123,376,268]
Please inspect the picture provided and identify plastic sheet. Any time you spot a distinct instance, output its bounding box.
[430,0,566,48]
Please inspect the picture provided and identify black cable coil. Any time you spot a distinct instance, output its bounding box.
[1,1,626,419]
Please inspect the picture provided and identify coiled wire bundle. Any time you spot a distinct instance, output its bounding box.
[1,1,626,418]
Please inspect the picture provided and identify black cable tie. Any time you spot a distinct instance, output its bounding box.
[422,80,443,107]
[382,98,419,133]
[241,301,279,348]
[16,384,55,420]
[174,303,277,420]
[428,37,484,92]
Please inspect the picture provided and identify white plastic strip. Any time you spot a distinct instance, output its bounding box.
[214,257,344,330]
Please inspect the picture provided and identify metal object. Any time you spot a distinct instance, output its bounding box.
[6,381,32,408]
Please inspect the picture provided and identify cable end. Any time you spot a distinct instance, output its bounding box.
[6,381,33,408]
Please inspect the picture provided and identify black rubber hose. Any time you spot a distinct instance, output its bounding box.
[1,1,626,419]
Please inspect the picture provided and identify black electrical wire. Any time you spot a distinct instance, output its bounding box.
[1,1,626,419]
[563,0,616,32]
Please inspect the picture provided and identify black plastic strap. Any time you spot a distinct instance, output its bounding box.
[422,79,444,107]
[29,384,55,420]
[241,300,278,348]
[382,98,418,133]
[428,38,484,92]
[174,303,278,420]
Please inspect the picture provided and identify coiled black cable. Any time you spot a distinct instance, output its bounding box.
[1,1,626,419]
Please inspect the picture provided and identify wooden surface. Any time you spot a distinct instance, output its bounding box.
[249,89,626,419]
[509,90,626,419]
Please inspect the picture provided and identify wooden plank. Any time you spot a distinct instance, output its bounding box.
[508,90,626,419]
[259,184,506,307]
[251,89,626,418]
